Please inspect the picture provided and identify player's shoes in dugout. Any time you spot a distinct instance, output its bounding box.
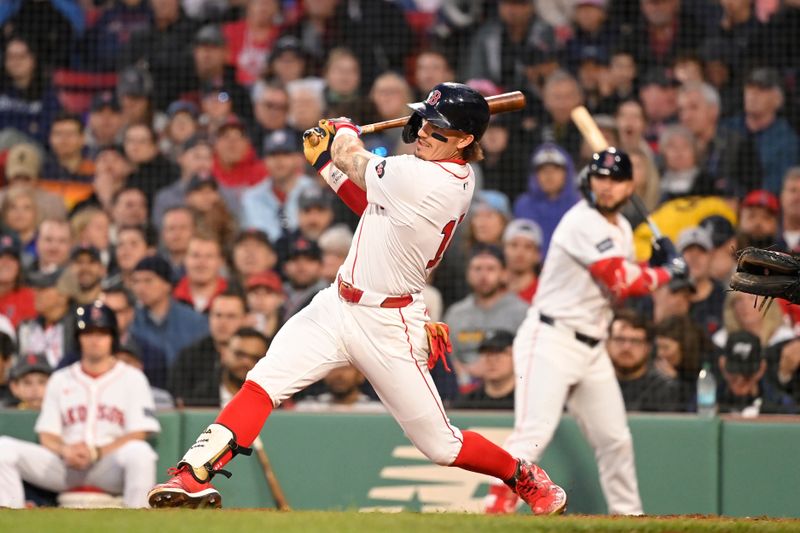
[147,465,222,509]
[484,461,567,516]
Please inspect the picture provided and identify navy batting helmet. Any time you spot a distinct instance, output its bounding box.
[580,147,633,207]
[402,82,490,144]
[75,301,119,351]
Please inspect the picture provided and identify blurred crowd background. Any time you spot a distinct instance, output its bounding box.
[1,0,800,417]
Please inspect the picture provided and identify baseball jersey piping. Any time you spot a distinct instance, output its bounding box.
[432,161,470,179]
[399,308,462,445]
[350,220,365,284]
[516,322,540,427]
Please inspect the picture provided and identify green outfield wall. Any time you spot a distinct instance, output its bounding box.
[2,410,797,517]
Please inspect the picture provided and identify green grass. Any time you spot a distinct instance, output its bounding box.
[2,510,799,533]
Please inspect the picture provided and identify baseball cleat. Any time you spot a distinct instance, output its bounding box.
[148,466,222,509]
[511,461,567,516]
[484,483,520,514]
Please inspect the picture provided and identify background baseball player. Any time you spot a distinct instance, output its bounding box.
[148,83,566,515]
[485,149,689,515]
[0,301,160,508]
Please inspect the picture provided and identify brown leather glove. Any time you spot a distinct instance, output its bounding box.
[424,321,452,372]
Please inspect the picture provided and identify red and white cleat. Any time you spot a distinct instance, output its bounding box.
[512,461,567,516]
[484,483,520,514]
[147,465,222,509]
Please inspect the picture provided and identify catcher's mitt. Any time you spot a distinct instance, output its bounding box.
[729,247,800,304]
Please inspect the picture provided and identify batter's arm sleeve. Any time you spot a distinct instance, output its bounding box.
[322,165,368,215]
[364,155,427,223]
[34,373,63,437]
[122,370,161,435]
[588,257,670,300]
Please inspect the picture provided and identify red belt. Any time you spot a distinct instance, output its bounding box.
[337,277,413,308]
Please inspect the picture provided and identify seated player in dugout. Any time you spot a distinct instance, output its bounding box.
[148,83,568,515]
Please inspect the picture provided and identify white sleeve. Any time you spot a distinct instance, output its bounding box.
[365,155,425,224]
[34,373,63,436]
[123,369,161,435]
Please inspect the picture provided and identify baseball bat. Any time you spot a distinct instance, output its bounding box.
[570,105,665,240]
[252,436,291,511]
[308,91,526,146]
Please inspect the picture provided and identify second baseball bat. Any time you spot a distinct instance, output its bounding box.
[252,436,291,511]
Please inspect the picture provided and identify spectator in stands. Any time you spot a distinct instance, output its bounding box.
[365,72,414,156]
[110,225,155,290]
[281,0,412,93]
[245,271,284,339]
[72,146,131,215]
[607,310,680,412]
[413,48,455,101]
[477,114,531,201]
[158,206,196,281]
[607,49,638,110]
[286,78,327,132]
[637,67,679,147]
[281,236,326,322]
[654,314,707,410]
[2,144,67,220]
[80,0,151,71]
[189,25,253,122]
[676,227,726,338]
[160,101,199,161]
[778,168,800,252]
[173,234,228,314]
[218,328,270,406]
[129,255,208,366]
[724,68,799,194]
[323,47,364,122]
[222,0,280,87]
[622,0,705,70]
[115,343,174,410]
[713,289,794,350]
[444,245,528,387]
[295,364,383,412]
[0,35,58,145]
[513,143,578,256]
[453,329,516,410]
[231,229,277,288]
[0,234,35,327]
[462,0,555,90]
[85,94,124,157]
[703,0,764,77]
[699,215,737,284]
[737,189,780,250]
[116,65,156,129]
[123,123,179,205]
[169,291,247,406]
[199,81,238,138]
[31,218,71,278]
[502,219,542,304]
[70,208,114,273]
[469,190,511,249]
[101,286,168,388]
[121,0,197,110]
[211,116,267,190]
[718,331,796,415]
[657,125,717,200]
[183,174,238,247]
[621,147,661,229]
[649,276,694,325]
[250,81,293,147]
[241,131,316,242]
[275,187,335,262]
[564,0,613,72]
[264,36,310,86]
[43,113,94,183]
[111,187,149,231]
[318,225,352,285]
[519,42,561,127]
[1,186,39,262]
[0,332,15,405]
[616,99,651,156]
[18,271,74,368]
[678,82,761,197]
[574,46,615,115]
[66,245,105,305]
[540,71,584,162]
[3,353,51,409]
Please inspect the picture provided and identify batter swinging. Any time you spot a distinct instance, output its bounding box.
[148,83,566,515]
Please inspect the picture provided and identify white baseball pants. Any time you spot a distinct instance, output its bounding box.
[247,285,464,466]
[503,314,643,515]
[0,436,157,508]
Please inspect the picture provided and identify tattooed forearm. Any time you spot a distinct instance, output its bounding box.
[332,134,371,190]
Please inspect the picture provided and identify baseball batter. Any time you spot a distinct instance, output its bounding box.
[149,83,566,515]
[0,301,160,508]
[484,149,689,515]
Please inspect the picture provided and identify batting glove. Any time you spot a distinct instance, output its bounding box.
[326,117,361,137]
[302,126,333,172]
[424,322,453,372]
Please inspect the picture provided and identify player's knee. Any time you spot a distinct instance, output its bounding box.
[0,436,20,463]
[411,436,461,466]
[595,429,633,457]
[115,440,157,464]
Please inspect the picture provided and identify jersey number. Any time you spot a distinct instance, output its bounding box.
[427,214,465,269]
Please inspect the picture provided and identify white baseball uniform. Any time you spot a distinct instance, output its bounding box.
[0,361,160,508]
[248,154,475,465]
[501,199,669,515]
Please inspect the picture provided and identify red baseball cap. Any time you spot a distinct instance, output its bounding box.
[741,190,779,215]
[246,271,283,294]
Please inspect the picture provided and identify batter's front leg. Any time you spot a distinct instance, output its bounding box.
[0,437,69,508]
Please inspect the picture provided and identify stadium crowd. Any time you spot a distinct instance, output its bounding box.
[1,0,800,423]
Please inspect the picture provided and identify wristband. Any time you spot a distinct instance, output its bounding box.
[312,151,332,173]
[334,127,359,139]
[319,164,347,192]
